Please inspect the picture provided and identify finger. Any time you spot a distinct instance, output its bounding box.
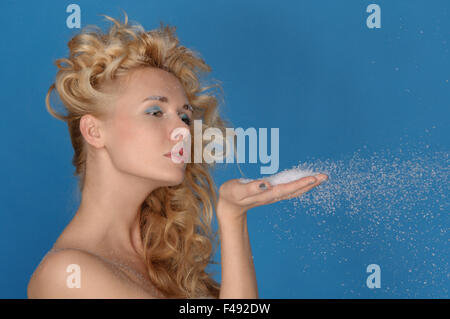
[230,178,272,202]
[269,175,321,200]
[274,174,329,202]
[242,175,318,206]
[277,182,318,201]
[245,179,273,198]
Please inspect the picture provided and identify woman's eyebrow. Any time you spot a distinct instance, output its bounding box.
[142,95,192,112]
[142,95,168,103]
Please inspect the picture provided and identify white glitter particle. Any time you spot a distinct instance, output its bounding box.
[238,165,320,186]
[250,134,449,297]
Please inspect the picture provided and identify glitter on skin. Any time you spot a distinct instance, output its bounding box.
[238,166,321,186]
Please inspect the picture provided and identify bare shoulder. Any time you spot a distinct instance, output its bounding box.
[27,248,158,299]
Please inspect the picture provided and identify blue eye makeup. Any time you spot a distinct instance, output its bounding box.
[180,113,191,125]
[144,105,192,125]
[144,106,163,116]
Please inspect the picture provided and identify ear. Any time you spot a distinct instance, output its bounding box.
[79,114,105,148]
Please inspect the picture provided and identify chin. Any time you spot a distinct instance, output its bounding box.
[156,170,186,187]
[163,178,185,187]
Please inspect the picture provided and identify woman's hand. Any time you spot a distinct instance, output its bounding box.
[217,174,329,222]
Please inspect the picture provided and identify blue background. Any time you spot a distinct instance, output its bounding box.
[0,0,448,298]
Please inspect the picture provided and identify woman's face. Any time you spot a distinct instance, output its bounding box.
[102,67,193,187]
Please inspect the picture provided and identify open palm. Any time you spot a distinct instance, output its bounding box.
[217,174,329,219]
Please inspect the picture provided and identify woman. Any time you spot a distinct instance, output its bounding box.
[27,12,328,299]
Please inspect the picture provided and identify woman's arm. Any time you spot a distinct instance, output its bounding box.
[217,200,258,299]
[215,174,328,299]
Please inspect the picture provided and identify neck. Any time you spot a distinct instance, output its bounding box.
[69,151,161,258]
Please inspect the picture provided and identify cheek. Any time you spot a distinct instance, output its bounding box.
[108,118,163,168]
[113,118,138,147]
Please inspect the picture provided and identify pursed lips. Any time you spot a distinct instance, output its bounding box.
[164,148,184,158]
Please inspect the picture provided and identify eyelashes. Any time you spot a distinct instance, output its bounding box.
[183,104,194,112]
[145,105,193,125]
[179,113,192,126]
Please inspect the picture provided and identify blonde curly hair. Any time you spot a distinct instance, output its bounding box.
[45,10,236,298]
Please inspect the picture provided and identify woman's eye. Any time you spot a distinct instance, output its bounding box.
[184,104,194,112]
[145,106,191,125]
[145,107,163,117]
[180,114,191,125]
[151,111,163,117]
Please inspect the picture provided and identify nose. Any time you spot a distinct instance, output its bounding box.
[165,112,189,134]
[170,127,189,142]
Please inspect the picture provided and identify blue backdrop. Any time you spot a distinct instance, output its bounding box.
[0,0,448,298]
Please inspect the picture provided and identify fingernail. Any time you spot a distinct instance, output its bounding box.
[259,183,267,190]
[318,175,328,183]
[309,178,317,185]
